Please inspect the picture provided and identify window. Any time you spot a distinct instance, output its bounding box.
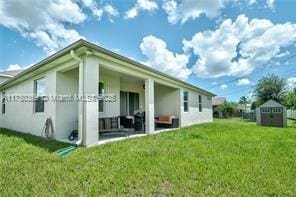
[99,82,105,112]
[272,107,282,113]
[183,91,189,112]
[128,92,139,115]
[120,91,139,116]
[34,78,45,113]
[198,95,202,112]
[261,107,270,113]
[2,92,5,114]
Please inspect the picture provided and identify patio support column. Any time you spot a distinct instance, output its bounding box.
[145,78,154,134]
[178,88,183,127]
[82,56,99,146]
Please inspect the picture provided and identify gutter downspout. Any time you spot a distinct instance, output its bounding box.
[70,50,83,146]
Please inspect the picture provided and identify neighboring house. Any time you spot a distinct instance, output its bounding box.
[212,97,226,118]
[238,103,252,112]
[256,99,287,127]
[0,39,215,147]
[0,70,22,84]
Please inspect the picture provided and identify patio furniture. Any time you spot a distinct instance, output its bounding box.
[99,117,132,136]
[155,115,179,128]
[120,116,134,128]
[134,112,145,132]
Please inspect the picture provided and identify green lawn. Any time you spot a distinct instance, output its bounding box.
[1,119,296,195]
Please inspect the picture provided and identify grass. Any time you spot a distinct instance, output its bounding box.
[1,119,296,195]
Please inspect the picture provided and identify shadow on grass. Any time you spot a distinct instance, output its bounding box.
[241,119,256,123]
[288,119,296,128]
[0,128,70,152]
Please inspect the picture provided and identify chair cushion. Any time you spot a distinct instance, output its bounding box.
[158,115,175,123]
[155,120,171,124]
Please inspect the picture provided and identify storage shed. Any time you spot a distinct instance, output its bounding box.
[256,99,287,127]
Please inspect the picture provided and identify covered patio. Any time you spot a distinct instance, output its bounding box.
[56,55,181,146]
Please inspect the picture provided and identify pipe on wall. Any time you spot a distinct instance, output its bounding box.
[70,50,83,146]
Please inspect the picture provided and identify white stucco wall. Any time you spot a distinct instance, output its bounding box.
[0,59,79,140]
[99,72,120,118]
[55,68,79,139]
[99,71,145,118]
[0,53,214,143]
[154,84,180,117]
[180,88,213,127]
[0,71,57,137]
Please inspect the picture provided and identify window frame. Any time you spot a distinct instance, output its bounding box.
[261,107,270,113]
[183,91,189,112]
[98,81,105,113]
[120,91,140,116]
[2,92,5,114]
[272,107,282,113]
[33,77,45,113]
[198,95,202,112]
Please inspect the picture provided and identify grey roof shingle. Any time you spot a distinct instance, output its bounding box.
[0,70,23,77]
[212,97,226,106]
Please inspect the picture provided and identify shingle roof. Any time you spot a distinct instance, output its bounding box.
[0,70,23,77]
[212,97,226,106]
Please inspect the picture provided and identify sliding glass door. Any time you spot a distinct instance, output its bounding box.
[120,91,139,116]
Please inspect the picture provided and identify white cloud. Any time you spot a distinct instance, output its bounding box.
[220,84,228,90]
[275,51,290,58]
[48,0,86,23]
[6,64,22,71]
[81,0,93,7]
[266,0,275,9]
[248,0,257,5]
[104,5,119,17]
[140,35,191,80]
[162,0,235,24]
[162,0,277,24]
[183,15,296,78]
[287,77,296,91]
[81,0,118,22]
[0,0,85,54]
[125,0,158,19]
[4,63,34,71]
[237,78,251,86]
[125,8,138,19]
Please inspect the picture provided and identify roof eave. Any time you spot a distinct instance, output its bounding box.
[0,39,216,96]
[0,39,85,89]
[0,74,13,78]
[81,40,216,96]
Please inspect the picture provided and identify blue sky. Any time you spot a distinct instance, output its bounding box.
[0,0,296,101]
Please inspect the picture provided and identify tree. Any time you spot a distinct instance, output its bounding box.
[254,74,286,104]
[238,96,249,111]
[217,101,238,118]
[239,96,248,105]
[284,92,296,109]
[251,100,261,110]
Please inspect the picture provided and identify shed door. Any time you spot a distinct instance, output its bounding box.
[271,107,283,127]
[260,107,283,127]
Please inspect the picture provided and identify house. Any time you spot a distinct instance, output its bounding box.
[212,97,226,118]
[0,39,215,147]
[0,70,22,84]
[256,99,287,127]
[238,103,252,113]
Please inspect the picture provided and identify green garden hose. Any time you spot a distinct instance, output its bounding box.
[57,146,78,157]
